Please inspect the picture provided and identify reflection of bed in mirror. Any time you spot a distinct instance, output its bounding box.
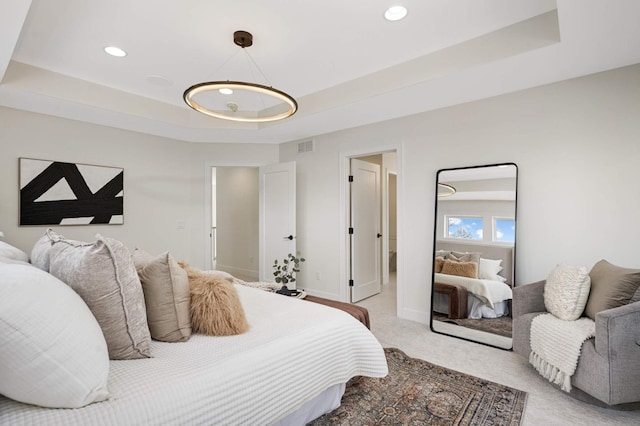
[431,163,517,349]
[432,240,513,320]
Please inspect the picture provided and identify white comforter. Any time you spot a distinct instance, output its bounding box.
[434,272,512,309]
[0,285,388,425]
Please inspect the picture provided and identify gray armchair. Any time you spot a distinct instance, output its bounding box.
[513,280,640,406]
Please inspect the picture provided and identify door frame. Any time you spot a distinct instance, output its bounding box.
[339,145,404,315]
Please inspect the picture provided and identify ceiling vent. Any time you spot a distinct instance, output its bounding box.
[297,140,314,154]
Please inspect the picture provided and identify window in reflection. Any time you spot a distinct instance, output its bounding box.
[493,217,515,243]
[446,216,483,240]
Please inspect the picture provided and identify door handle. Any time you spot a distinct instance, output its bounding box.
[284,235,294,240]
[377,233,382,238]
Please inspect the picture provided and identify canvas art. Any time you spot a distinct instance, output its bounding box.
[19,158,124,226]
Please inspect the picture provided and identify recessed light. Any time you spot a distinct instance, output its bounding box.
[104,46,127,57]
[384,5,408,21]
[219,88,233,95]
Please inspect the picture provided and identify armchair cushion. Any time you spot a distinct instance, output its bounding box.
[585,260,640,320]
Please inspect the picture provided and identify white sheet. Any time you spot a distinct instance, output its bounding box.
[434,272,512,309]
[0,285,388,425]
[432,292,509,319]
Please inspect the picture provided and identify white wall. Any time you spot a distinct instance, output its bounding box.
[281,64,640,323]
[2,64,639,325]
[0,107,278,267]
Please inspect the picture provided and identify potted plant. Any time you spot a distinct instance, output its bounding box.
[273,253,305,295]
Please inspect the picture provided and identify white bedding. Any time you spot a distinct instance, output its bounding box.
[432,292,510,319]
[434,272,512,309]
[0,285,388,425]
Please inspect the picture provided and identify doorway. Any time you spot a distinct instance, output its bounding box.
[205,162,297,283]
[346,151,399,314]
[210,166,260,281]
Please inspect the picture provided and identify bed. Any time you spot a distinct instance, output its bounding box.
[432,241,514,319]
[0,283,388,425]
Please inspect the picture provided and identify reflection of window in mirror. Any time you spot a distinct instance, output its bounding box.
[493,217,515,243]
[446,215,483,240]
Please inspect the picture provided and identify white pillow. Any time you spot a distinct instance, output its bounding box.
[0,241,29,263]
[478,258,504,281]
[544,264,591,321]
[0,255,30,265]
[0,264,110,408]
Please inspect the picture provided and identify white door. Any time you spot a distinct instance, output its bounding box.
[350,158,381,302]
[259,162,296,285]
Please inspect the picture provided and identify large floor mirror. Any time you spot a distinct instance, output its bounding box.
[430,163,517,350]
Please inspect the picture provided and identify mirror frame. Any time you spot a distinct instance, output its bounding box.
[429,162,518,350]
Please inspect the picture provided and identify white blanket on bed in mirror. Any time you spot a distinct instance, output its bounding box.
[434,272,512,309]
[0,285,388,426]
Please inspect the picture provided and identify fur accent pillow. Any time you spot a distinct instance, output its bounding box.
[440,259,478,279]
[544,264,591,321]
[180,263,249,336]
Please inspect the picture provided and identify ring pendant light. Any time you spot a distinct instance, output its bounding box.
[183,31,298,123]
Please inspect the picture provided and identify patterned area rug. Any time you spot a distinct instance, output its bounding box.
[433,313,513,338]
[309,348,527,425]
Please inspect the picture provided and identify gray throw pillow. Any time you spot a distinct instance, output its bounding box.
[49,234,152,360]
[584,259,640,320]
[447,251,481,265]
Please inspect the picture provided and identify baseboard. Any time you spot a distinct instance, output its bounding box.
[300,287,344,302]
[216,264,258,281]
[398,307,429,325]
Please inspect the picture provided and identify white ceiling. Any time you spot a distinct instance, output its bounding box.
[2,0,639,144]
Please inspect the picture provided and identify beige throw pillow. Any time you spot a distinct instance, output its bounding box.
[544,264,591,321]
[49,234,152,360]
[434,256,445,273]
[134,249,192,342]
[440,259,478,279]
[182,264,249,336]
[584,259,640,320]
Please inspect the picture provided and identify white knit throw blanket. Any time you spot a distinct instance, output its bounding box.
[529,313,595,392]
[236,280,281,292]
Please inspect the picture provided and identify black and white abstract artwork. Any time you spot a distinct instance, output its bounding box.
[19,158,124,226]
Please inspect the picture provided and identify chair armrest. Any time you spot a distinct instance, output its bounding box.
[512,280,547,318]
[594,301,640,357]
